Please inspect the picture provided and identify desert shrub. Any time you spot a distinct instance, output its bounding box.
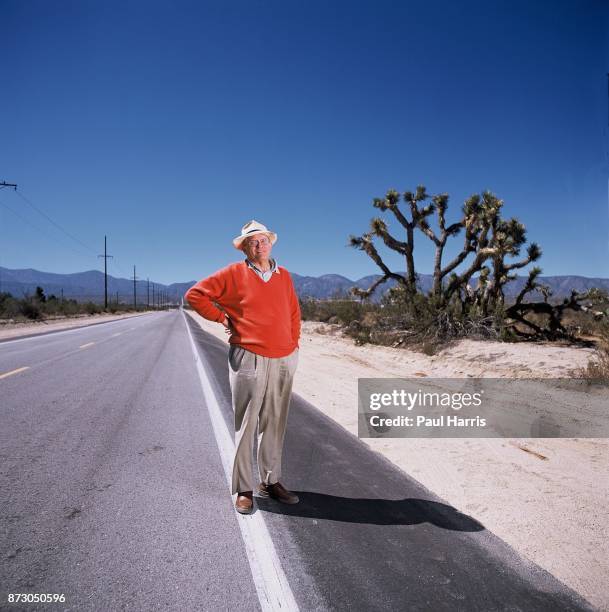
[58,299,80,316]
[326,300,362,325]
[19,300,41,320]
[0,291,12,307]
[299,298,318,320]
[575,316,609,380]
[0,291,136,323]
[341,289,502,353]
[299,297,370,325]
[84,301,101,315]
[576,341,609,381]
[0,293,20,319]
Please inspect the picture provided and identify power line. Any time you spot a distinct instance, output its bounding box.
[109,257,130,280]
[11,189,136,281]
[0,197,94,260]
[14,190,98,255]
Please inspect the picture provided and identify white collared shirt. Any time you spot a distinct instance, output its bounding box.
[245,258,280,283]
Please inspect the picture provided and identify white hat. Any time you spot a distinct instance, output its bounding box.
[232,220,277,250]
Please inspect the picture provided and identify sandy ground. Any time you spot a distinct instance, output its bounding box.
[0,312,152,341]
[186,310,609,611]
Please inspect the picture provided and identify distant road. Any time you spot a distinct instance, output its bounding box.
[0,310,594,611]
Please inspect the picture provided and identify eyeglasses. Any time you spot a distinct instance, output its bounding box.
[246,237,271,247]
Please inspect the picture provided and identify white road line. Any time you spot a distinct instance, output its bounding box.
[0,366,30,380]
[182,311,299,612]
[79,342,95,349]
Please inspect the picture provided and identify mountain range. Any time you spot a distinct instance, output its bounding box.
[1,266,608,305]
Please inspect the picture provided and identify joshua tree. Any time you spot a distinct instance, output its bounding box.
[350,186,539,306]
[349,184,606,340]
[35,286,47,303]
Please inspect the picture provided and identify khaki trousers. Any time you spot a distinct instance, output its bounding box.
[228,345,299,494]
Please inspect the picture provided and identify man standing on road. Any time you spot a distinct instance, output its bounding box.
[184,220,301,514]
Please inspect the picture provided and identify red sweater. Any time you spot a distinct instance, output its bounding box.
[184,261,301,358]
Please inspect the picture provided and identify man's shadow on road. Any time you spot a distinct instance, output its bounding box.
[256,492,484,531]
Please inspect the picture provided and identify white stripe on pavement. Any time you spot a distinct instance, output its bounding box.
[182,310,299,612]
[0,366,30,379]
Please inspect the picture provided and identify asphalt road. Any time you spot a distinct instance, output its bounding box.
[0,310,595,611]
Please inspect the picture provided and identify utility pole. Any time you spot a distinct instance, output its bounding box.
[116,291,119,306]
[147,277,150,310]
[0,181,17,294]
[97,235,113,309]
[133,265,138,310]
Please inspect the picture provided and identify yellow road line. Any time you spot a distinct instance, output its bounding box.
[79,342,95,348]
[0,366,30,380]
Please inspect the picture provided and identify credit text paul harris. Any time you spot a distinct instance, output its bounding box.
[369,414,487,428]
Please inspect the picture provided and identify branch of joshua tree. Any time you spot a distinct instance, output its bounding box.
[432,193,449,232]
[404,186,434,228]
[504,289,600,340]
[504,242,542,272]
[437,213,482,281]
[351,274,393,299]
[370,218,408,254]
[439,238,477,280]
[505,255,537,274]
[348,233,405,285]
[416,217,441,246]
[513,267,542,306]
[443,246,499,300]
[370,192,418,284]
[506,311,546,337]
[389,197,415,229]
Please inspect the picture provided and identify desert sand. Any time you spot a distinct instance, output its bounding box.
[186,311,609,611]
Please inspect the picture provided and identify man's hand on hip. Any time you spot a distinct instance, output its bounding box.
[222,315,233,336]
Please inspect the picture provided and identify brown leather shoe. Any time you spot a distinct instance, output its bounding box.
[235,491,253,514]
[257,482,299,504]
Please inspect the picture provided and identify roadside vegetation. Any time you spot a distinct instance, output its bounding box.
[303,183,609,371]
[574,316,609,381]
[0,286,162,324]
[300,292,609,356]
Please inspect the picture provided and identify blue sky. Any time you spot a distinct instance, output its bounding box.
[0,0,607,286]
